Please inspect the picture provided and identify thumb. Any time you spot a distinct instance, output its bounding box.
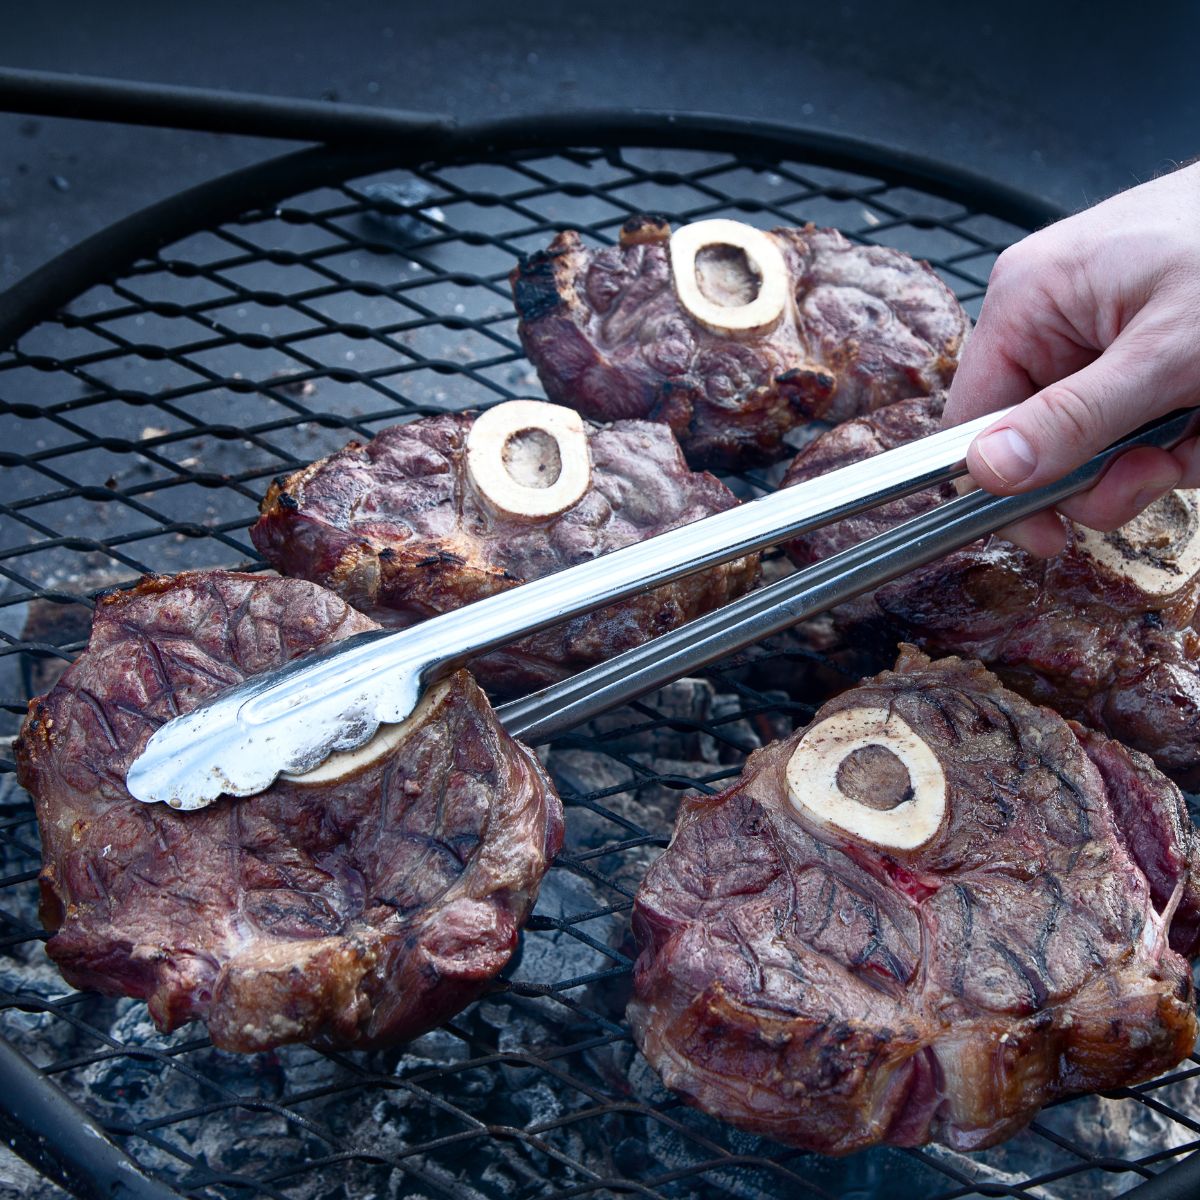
[965,329,1190,495]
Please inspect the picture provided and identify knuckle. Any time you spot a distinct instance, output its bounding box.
[987,245,1028,293]
[1033,381,1106,446]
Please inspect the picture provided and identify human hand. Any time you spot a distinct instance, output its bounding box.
[943,162,1200,556]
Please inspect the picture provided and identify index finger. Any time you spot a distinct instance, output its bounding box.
[941,294,1038,429]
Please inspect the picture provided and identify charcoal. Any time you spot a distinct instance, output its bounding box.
[581,679,721,761]
[0,1147,69,1200]
[0,957,79,1064]
[356,180,445,246]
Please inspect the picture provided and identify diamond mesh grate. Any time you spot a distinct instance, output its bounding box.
[0,137,1197,1200]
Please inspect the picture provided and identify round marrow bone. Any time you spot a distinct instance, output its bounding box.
[1072,489,1200,597]
[283,679,452,786]
[465,399,591,520]
[669,218,788,337]
[785,705,947,850]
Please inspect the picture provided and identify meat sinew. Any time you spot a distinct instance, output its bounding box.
[629,649,1199,1155]
[510,216,969,468]
[784,394,1200,788]
[251,403,759,695]
[16,571,563,1053]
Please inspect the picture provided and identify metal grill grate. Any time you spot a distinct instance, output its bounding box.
[1,121,1198,1200]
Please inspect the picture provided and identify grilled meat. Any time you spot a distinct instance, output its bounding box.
[15,571,563,1053]
[510,216,969,468]
[629,648,1199,1155]
[784,394,1200,789]
[251,406,759,695]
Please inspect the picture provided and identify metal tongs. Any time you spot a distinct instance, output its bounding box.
[127,407,1197,809]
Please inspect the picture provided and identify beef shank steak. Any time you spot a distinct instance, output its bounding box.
[784,394,1200,788]
[510,216,969,468]
[251,402,758,695]
[16,571,563,1053]
[629,648,1199,1154]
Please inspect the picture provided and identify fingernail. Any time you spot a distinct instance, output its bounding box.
[1132,480,1178,512]
[974,427,1037,486]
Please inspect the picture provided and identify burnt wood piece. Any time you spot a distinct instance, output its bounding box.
[784,394,1200,791]
[16,571,563,1053]
[510,217,969,469]
[629,648,1199,1155]
[251,414,759,696]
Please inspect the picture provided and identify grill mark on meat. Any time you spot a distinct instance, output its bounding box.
[920,694,964,745]
[121,625,179,717]
[398,830,477,871]
[988,936,1049,1011]
[124,866,205,908]
[950,883,974,999]
[811,872,838,940]
[1033,873,1066,978]
[157,644,239,694]
[111,700,163,733]
[981,773,1016,815]
[727,914,766,994]
[152,824,183,885]
[223,587,257,657]
[83,859,112,915]
[76,688,119,751]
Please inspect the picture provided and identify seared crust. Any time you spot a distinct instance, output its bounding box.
[629,649,1198,1154]
[16,571,563,1052]
[510,219,969,469]
[251,413,759,695]
[784,394,1200,789]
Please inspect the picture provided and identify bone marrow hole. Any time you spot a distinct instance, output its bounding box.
[695,244,762,309]
[1108,491,1196,562]
[785,705,948,851]
[502,428,563,489]
[465,399,592,521]
[1072,489,1200,596]
[836,744,914,811]
[668,218,788,337]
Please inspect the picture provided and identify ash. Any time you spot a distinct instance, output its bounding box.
[0,680,1195,1199]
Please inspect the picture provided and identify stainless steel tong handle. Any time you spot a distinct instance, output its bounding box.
[498,407,1199,742]
[127,404,1024,808]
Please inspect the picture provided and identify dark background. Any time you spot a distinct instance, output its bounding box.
[1,0,1197,290]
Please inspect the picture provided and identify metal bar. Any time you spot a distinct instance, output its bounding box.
[0,111,1066,349]
[0,66,453,145]
[0,1036,183,1200]
[1126,1151,1200,1199]
[498,408,1197,742]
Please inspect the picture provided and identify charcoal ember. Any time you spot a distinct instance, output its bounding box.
[630,648,1199,1154]
[251,410,758,695]
[510,217,968,469]
[16,571,563,1053]
[784,394,1200,790]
